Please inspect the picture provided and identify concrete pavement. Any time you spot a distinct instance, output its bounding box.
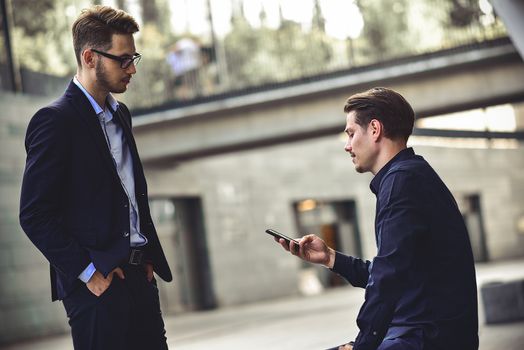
[2,259,524,349]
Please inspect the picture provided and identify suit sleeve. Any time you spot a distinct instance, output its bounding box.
[19,107,91,284]
[353,171,427,350]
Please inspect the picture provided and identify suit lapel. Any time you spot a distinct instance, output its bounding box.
[65,81,121,181]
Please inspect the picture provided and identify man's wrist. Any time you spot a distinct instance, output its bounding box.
[324,248,336,269]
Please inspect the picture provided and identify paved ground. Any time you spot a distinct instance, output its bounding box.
[2,259,524,349]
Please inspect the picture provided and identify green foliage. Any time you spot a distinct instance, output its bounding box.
[448,0,482,27]
[223,16,334,89]
[354,0,506,63]
[12,0,55,36]
[11,0,84,75]
[120,23,173,107]
[356,0,415,61]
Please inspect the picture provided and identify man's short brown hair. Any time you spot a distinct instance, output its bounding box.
[343,87,415,141]
[72,5,139,66]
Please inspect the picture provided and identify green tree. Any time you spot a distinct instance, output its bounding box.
[222,12,264,87]
[223,11,334,90]
[312,0,326,33]
[448,0,482,27]
[116,0,127,11]
[356,0,412,61]
[140,0,171,35]
[11,0,79,75]
[140,0,159,24]
[273,19,332,78]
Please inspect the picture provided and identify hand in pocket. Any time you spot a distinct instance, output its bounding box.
[86,267,125,297]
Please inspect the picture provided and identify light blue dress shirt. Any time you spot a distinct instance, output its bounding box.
[73,77,147,283]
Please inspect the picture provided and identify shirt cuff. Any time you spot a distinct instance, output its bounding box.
[331,251,350,273]
[78,262,96,283]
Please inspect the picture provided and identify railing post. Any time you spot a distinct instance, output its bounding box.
[206,0,230,91]
[0,0,22,92]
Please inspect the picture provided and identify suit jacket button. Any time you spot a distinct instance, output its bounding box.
[123,232,130,237]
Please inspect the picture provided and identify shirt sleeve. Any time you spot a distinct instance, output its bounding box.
[354,171,427,350]
[331,251,371,288]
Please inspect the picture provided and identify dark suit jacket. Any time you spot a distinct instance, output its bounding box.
[20,81,172,301]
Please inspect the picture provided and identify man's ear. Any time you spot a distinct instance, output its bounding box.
[81,49,97,69]
[369,119,383,141]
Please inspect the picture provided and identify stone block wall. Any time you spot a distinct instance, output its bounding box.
[0,93,70,344]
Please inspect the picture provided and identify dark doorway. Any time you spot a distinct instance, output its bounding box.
[150,197,216,313]
[293,199,362,288]
[460,194,489,262]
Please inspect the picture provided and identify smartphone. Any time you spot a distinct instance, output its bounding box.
[265,228,300,246]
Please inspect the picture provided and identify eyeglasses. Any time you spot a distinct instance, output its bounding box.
[91,49,142,69]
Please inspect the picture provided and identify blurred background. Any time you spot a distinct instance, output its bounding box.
[1,0,524,347]
[0,0,510,106]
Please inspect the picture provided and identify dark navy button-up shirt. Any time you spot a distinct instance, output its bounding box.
[332,148,478,350]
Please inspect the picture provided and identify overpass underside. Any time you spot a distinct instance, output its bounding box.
[132,38,524,165]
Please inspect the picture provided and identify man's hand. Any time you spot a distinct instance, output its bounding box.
[144,262,154,282]
[86,267,125,297]
[338,344,353,350]
[275,234,336,268]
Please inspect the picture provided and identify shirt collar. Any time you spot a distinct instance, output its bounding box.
[370,147,415,195]
[73,76,119,121]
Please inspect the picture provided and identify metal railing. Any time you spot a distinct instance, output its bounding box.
[125,0,507,112]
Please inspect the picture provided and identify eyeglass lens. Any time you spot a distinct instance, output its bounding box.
[122,55,141,69]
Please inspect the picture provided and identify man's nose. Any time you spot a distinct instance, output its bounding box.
[126,63,137,74]
[344,142,352,153]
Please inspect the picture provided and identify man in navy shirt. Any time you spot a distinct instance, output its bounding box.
[276,88,478,350]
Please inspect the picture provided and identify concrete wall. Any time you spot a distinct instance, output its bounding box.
[0,93,69,344]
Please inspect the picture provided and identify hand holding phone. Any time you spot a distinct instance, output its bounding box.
[267,230,335,267]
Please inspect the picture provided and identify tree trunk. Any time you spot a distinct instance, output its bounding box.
[140,0,158,24]
[116,0,127,11]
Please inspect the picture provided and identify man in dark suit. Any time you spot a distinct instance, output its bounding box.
[276,88,479,350]
[19,5,172,349]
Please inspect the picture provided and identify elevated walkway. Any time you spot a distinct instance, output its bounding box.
[132,39,524,164]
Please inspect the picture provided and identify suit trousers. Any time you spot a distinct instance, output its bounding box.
[62,264,168,350]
